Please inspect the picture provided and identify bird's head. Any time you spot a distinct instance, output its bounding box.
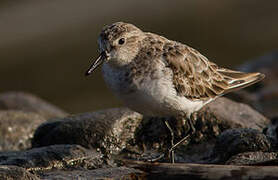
[86,22,144,75]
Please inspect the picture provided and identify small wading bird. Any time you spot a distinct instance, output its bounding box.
[86,22,265,163]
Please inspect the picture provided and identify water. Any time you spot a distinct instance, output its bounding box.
[0,0,278,113]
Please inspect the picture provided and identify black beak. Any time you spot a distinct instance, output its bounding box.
[85,52,107,76]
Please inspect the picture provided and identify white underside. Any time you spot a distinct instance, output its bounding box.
[102,62,210,118]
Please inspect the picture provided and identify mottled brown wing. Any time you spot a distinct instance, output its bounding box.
[163,42,264,101]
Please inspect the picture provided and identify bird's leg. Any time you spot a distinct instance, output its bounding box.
[168,113,196,156]
[164,119,175,163]
[147,113,197,163]
[147,118,175,163]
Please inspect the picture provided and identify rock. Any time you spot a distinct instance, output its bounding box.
[40,167,144,180]
[227,52,278,118]
[133,97,269,163]
[264,116,278,150]
[32,98,269,163]
[210,128,271,163]
[0,92,68,119]
[226,152,278,165]
[0,110,46,151]
[32,108,143,155]
[0,165,39,180]
[238,52,278,87]
[138,97,268,145]
[0,144,105,171]
[199,97,269,132]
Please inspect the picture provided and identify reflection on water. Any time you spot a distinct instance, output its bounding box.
[0,0,278,113]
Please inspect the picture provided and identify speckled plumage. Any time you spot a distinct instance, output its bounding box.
[87,22,265,118]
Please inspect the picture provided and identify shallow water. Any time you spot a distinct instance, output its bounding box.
[0,0,278,113]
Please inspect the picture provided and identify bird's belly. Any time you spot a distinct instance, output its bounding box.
[102,64,205,117]
[120,89,170,116]
[117,78,205,117]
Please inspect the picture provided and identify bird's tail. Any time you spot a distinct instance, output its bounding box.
[217,68,265,94]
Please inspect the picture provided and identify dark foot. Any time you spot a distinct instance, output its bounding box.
[146,153,165,162]
[145,150,174,163]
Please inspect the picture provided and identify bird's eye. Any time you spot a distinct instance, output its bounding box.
[118,38,125,45]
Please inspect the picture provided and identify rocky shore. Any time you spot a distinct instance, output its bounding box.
[1,53,278,179]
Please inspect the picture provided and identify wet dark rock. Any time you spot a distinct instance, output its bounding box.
[211,128,271,163]
[32,108,143,155]
[132,116,217,163]
[0,165,39,180]
[40,167,144,180]
[0,110,46,151]
[264,116,278,150]
[0,144,106,171]
[226,151,278,165]
[0,92,68,119]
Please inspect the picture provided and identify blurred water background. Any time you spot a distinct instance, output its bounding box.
[0,0,277,113]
